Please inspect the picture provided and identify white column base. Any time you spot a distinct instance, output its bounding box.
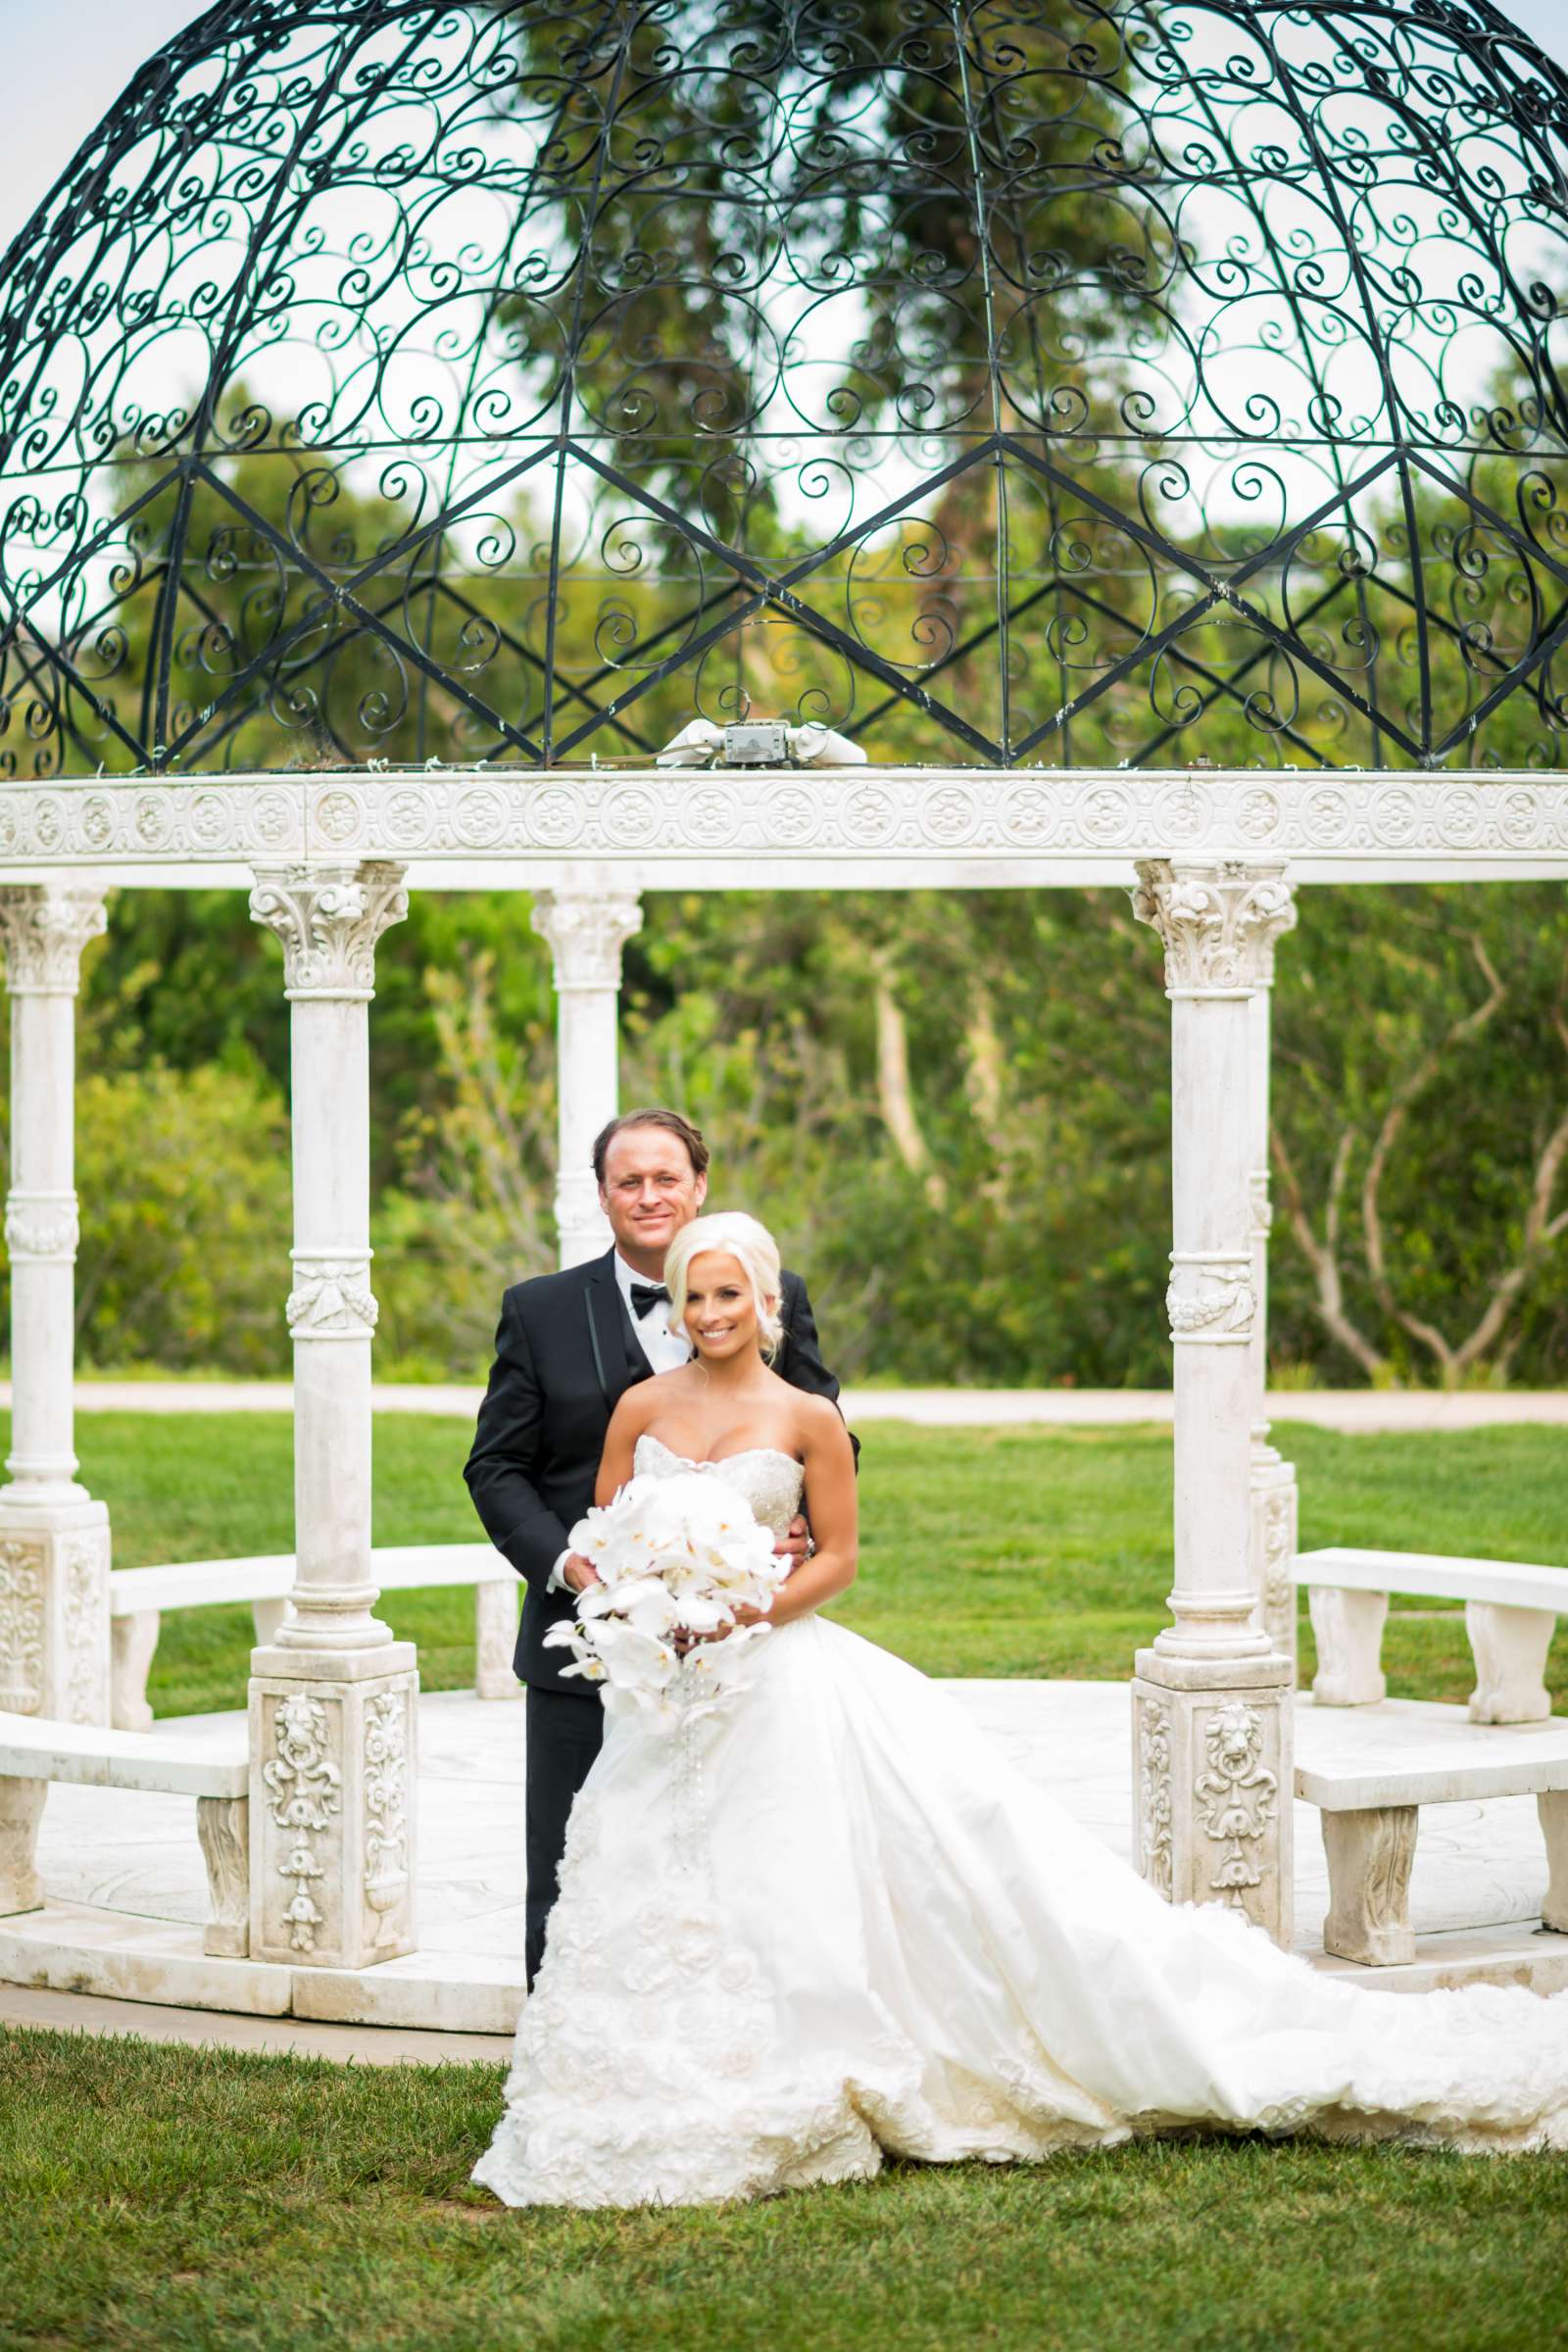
[1250,1445,1298,1672]
[0,1498,111,1724]
[248,1647,417,1970]
[1133,1650,1294,1945]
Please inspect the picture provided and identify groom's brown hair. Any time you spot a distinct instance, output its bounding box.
[592,1107,710,1184]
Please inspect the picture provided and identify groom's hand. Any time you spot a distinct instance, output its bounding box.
[775,1515,811,1572]
[563,1553,601,1596]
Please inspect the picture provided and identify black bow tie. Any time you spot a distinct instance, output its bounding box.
[630,1281,671,1319]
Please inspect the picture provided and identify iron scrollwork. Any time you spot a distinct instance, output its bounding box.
[0,0,1565,780]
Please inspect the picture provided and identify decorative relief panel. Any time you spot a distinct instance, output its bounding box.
[1130,861,1298,996]
[1248,1169,1273,1244]
[1136,1696,1174,1901]
[363,1690,411,1945]
[248,862,408,1000]
[0,772,1565,876]
[1165,1253,1256,1346]
[531,892,644,991]
[1195,1700,1280,1908]
[62,1534,108,1724]
[4,1190,80,1264]
[285,1255,378,1341]
[1258,1482,1298,1658]
[0,1541,46,1714]
[261,1691,343,1954]
[0,886,107,996]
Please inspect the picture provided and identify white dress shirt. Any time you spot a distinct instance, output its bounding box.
[613,1250,695,1376]
[550,1254,693,1592]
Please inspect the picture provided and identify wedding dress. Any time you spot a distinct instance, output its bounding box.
[473,1439,1568,2208]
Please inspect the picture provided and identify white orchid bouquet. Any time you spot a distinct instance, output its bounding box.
[543,1469,790,1727]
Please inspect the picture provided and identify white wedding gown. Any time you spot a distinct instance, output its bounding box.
[474,1440,1568,2208]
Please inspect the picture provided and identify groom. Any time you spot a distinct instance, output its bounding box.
[465,1106,850,1986]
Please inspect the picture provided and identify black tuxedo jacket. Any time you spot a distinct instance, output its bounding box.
[464,1248,848,1690]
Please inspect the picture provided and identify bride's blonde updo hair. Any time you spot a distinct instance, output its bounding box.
[664,1213,784,1362]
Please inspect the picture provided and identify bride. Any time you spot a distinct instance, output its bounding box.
[474,1213,1568,2209]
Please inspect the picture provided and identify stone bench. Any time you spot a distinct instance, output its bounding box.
[1297,1725,1568,1965]
[0,1709,249,1957]
[1295,1546,1568,1723]
[110,1543,521,1731]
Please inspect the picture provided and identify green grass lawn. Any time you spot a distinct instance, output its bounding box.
[6,1412,1568,2350]
[5,2027,1567,2352]
[59,1408,1568,1716]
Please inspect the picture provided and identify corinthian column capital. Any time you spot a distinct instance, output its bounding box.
[532,891,643,993]
[249,863,408,1001]
[1131,862,1296,999]
[0,885,108,997]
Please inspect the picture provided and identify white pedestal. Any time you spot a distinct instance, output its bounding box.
[0,1502,111,1723]
[1133,1657,1294,1940]
[249,1652,417,1968]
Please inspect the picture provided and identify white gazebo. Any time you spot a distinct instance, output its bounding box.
[2,0,1567,2013]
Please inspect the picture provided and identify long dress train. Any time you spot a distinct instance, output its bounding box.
[474,1439,1568,2208]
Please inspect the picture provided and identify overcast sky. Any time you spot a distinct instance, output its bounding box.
[1,0,1565,265]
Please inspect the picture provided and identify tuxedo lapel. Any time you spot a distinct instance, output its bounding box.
[583,1249,652,1419]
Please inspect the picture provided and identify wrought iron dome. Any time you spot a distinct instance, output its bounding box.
[1,0,1566,781]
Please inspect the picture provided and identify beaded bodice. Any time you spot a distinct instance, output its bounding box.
[633,1434,806,1542]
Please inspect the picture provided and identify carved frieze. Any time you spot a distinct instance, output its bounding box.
[1165,1253,1255,1345]
[4,1190,79,1264]
[285,1255,378,1341]
[1130,861,1298,997]
[532,891,644,991]
[249,862,408,1000]
[1,770,1563,873]
[0,886,107,996]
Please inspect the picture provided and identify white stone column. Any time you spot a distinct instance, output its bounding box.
[1129,860,1296,1947]
[1246,897,1300,1665]
[247,862,416,1970]
[0,884,111,1725]
[531,884,643,1268]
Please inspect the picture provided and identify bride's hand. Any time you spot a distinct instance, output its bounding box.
[673,1602,766,1655]
[774,1514,811,1570]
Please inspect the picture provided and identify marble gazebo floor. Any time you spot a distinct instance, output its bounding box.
[5,1682,1565,2037]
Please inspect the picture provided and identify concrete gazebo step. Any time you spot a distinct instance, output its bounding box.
[6,1685,1565,2034]
[0,1902,526,2032]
